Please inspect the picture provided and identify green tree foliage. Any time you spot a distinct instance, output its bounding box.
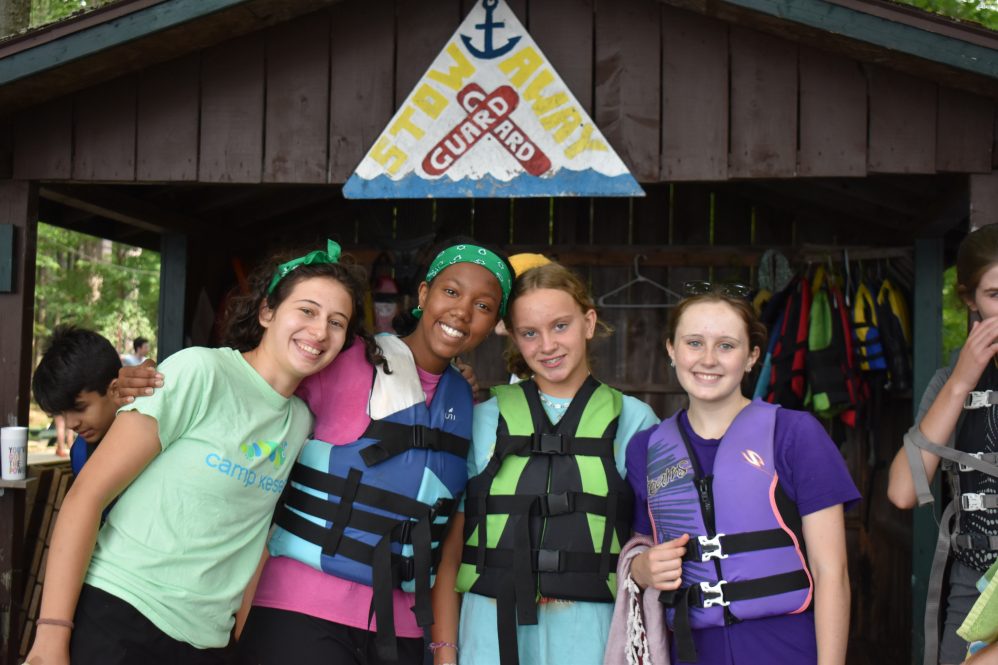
[28,0,116,30]
[943,265,969,360]
[892,0,998,30]
[34,223,160,368]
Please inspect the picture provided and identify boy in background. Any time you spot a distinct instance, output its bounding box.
[33,326,121,477]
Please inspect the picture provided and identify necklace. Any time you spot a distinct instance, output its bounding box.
[539,393,570,411]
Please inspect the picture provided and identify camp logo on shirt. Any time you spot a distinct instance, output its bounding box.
[204,440,290,495]
[239,440,288,470]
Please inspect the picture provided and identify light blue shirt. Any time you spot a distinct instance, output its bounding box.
[459,387,659,665]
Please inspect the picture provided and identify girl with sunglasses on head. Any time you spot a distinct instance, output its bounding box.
[25,241,370,665]
[430,262,659,665]
[620,284,859,665]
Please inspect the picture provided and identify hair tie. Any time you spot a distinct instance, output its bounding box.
[268,239,341,294]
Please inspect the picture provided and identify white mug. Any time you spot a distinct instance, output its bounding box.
[1,426,28,481]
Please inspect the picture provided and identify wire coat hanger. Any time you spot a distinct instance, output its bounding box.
[596,256,683,309]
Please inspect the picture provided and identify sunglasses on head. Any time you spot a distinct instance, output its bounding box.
[682,281,752,299]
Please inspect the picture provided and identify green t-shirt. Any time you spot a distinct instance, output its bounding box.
[86,347,313,648]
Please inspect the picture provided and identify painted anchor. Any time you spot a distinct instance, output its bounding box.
[460,0,520,60]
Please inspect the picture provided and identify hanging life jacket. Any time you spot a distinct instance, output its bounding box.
[904,361,998,665]
[455,377,632,665]
[268,335,472,660]
[766,276,811,409]
[852,281,887,373]
[648,400,813,663]
[806,267,852,418]
[875,277,913,393]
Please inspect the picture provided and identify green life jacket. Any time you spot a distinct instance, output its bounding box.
[456,377,632,665]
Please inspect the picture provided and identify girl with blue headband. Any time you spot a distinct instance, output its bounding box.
[26,242,372,665]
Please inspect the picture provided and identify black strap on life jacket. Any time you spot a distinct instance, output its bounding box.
[359,420,470,466]
[680,528,795,562]
[661,569,812,663]
[273,463,458,661]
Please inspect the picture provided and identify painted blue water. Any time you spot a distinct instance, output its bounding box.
[343,170,645,198]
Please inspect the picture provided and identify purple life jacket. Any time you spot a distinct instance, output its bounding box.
[647,400,812,662]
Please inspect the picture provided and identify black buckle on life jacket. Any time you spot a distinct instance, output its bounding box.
[397,556,415,583]
[536,549,564,573]
[410,426,427,449]
[532,433,564,455]
[397,520,413,545]
[539,492,574,517]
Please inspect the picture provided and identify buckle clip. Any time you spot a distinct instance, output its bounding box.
[537,549,564,572]
[960,452,985,473]
[962,493,986,511]
[540,492,574,516]
[699,580,729,608]
[698,534,728,561]
[965,391,994,410]
[533,433,564,455]
[411,426,426,449]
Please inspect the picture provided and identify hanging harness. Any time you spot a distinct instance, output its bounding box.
[648,400,813,663]
[905,363,998,665]
[269,335,471,660]
[455,377,632,665]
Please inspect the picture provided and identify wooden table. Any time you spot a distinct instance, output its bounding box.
[0,477,34,665]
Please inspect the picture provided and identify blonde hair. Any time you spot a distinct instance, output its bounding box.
[503,263,611,378]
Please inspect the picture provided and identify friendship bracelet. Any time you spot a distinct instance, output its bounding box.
[428,641,458,653]
[36,618,74,629]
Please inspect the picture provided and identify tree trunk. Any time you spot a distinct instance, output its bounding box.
[0,0,30,38]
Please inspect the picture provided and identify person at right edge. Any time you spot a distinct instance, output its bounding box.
[889,223,998,665]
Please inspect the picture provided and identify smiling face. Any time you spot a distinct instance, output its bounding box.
[968,263,998,321]
[666,301,760,408]
[256,276,353,390]
[510,287,597,397]
[408,262,503,373]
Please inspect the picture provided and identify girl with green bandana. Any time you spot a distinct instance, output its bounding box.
[25,242,373,665]
[231,239,513,665]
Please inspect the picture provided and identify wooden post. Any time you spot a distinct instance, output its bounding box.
[158,233,187,361]
[912,237,943,665]
[970,172,998,230]
[0,180,36,665]
[0,180,37,426]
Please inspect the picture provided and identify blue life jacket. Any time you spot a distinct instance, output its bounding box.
[647,400,812,663]
[269,335,472,660]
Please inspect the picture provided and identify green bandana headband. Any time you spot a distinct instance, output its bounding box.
[268,239,341,294]
[415,244,511,317]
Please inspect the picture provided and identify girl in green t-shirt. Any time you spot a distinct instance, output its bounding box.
[25,241,378,665]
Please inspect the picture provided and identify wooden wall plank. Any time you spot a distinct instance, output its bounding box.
[595,0,661,181]
[729,27,797,179]
[199,33,265,183]
[511,198,550,245]
[13,99,71,180]
[661,6,728,182]
[471,199,510,247]
[971,172,998,230]
[0,181,37,427]
[0,117,11,180]
[798,48,867,177]
[552,198,589,246]
[936,87,994,174]
[137,55,200,182]
[435,199,474,239]
[397,0,462,107]
[264,13,331,184]
[868,65,937,174]
[329,0,395,183]
[72,76,136,181]
[529,0,593,113]
[462,0,526,24]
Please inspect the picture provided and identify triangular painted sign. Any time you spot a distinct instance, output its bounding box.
[344,0,643,198]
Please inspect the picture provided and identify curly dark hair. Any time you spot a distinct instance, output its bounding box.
[222,250,386,372]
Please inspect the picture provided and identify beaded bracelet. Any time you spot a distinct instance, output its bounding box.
[428,641,458,653]
[36,618,74,629]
